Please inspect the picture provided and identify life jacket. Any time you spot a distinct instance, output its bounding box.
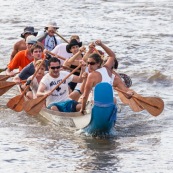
[37,32,57,50]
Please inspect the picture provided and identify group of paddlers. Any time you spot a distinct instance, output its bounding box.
[2,21,163,116]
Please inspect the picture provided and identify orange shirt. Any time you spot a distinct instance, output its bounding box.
[8,50,33,71]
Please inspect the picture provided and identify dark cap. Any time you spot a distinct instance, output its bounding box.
[21,26,38,38]
[66,39,82,53]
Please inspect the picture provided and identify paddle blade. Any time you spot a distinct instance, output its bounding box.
[23,96,46,116]
[0,75,10,81]
[7,95,25,112]
[0,81,16,96]
[0,81,16,89]
[0,86,14,96]
[134,96,164,116]
[117,91,129,105]
[117,90,144,112]
[0,68,6,73]
[128,98,144,112]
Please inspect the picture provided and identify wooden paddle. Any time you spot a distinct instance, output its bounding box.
[6,57,46,112]
[0,68,6,73]
[23,64,82,116]
[115,87,164,116]
[45,50,66,61]
[55,32,69,43]
[93,47,105,60]
[0,80,26,96]
[0,75,10,81]
[116,89,144,112]
[0,72,19,81]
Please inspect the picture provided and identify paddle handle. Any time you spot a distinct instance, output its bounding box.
[45,50,66,61]
[93,47,104,59]
[115,87,158,108]
[49,64,82,96]
[21,57,46,97]
[93,47,102,56]
[55,32,69,43]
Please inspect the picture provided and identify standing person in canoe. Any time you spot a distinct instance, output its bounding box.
[37,21,61,51]
[10,26,38,61]
[80,40,134,114]
[5,35,38,76]
[36,57,86,112]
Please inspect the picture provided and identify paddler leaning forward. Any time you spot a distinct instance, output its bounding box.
[80,40,134,114]
[36,57,86,112]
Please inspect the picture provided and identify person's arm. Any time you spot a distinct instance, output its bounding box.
[80,73,95,114]
[65,46,86,64]
[113,73,134,99]
[10,43,19,61]
[36,82,48,97]
[13,74,21,83]
[82,42,95,62]
[5,68,15,76]
[79,72,88,93]
[71,62,86,83]
[6,52,21,75]
[95,40,116,70]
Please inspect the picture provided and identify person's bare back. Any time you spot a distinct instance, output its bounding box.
[10,39,27,61]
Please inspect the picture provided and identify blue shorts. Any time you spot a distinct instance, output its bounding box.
[47,100,79,112]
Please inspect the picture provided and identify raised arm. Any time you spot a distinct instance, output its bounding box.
[67,46,86,64]
[95,40,116,70]
[82,42,95,62]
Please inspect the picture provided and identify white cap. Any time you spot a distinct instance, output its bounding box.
[26,35,37,44]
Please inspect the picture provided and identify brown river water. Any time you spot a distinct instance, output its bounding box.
[0,0,173,172]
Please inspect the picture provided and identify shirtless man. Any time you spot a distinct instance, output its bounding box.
[10,26,37,61]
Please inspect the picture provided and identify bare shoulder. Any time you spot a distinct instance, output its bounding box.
[88,71,101,82]
[14,39,26,50]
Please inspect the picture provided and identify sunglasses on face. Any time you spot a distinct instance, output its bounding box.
[87,61,96,65]
[28,43,34,45]
[50,66,61,70]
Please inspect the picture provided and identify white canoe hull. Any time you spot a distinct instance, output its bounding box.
[39,108,91,129]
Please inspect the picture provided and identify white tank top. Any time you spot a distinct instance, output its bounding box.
[89,67,113,102]
[96,67,113,85]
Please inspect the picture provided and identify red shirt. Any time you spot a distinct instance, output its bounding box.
[8,50,33,71]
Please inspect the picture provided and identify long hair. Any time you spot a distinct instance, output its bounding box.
[89,53,103,68]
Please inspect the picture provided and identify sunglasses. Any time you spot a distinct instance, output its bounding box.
[50,66,61,70]
[87,62,96,65]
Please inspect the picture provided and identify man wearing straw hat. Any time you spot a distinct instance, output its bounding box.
[37,21,61,51]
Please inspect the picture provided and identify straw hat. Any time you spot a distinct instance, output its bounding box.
[44,21,59,30]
